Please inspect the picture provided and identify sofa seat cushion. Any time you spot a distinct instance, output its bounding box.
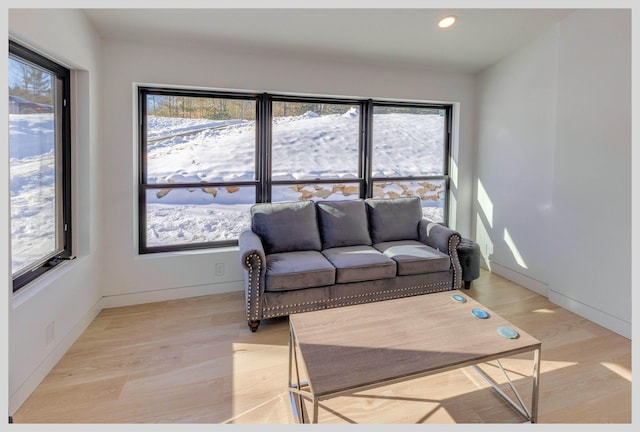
[251,201,322,254]
[266,251,336,292]
[322,245,397,283]
[317,199,372,249]
[374,240,451,276]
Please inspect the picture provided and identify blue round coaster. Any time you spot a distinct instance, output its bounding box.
[471,308,489,319]
[497,326,519,339]
[451,294,466,303]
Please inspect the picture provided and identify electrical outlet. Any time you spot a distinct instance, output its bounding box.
[215,263,225,276]
[45,321,55,346]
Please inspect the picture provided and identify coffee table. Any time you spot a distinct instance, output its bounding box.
[287,290,541,423]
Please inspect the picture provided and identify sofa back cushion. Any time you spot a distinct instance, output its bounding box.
[251,201,322,254]
[365,197,422,243]
[316,199,372,249]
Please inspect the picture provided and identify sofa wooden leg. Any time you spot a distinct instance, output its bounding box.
[464,281,471,290]
[248,320,260,332]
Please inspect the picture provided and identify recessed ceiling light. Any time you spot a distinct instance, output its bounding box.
[438,15,457,29]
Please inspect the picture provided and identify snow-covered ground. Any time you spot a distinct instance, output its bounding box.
[10,110,446,267]
[9,114,57,274]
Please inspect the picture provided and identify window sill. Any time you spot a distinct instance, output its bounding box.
[11,256,83,310]
[134,245,239,261]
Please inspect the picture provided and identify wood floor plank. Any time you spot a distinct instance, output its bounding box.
[12,269,632,424]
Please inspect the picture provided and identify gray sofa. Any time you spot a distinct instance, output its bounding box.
[238,196,462,332]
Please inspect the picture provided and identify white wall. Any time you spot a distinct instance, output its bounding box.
[7,9,103,414]
[99,37,477,304]
[475,9,631,337]
[551,9,631,336]
[475,24,558,293]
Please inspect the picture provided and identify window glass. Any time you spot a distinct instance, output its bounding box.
[145,95,256,184]
[272,182,361,203]
[372,179,446,222]
[271,101,360,183]
[9,47,69,288]
[372,106,446,177]
[140,93,257,251]
[144,186,254,248]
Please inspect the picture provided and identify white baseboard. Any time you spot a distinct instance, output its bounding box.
[100,280,244,309]
[548,290,631,339]
[489,262,630,339]
[489,262,549,297]
[9,299,103,415]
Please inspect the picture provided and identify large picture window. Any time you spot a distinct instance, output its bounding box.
[138,88,451,253]
[9,41,72,292]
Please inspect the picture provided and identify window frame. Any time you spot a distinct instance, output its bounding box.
[9,40,72,293]
[268,94,367,203]
[138,87,261,253]
[368,100,452,222]
[137,86,451,254]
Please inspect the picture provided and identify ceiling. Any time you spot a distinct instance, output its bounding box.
[83,8,574,74]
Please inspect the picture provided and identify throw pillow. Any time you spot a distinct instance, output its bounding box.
[316,199,372,249]
[365,197,422,243]
[251,201,322,254]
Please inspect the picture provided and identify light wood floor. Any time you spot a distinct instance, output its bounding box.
[13,270,632,424]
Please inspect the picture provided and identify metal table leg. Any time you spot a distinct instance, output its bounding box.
[471,347,541,423]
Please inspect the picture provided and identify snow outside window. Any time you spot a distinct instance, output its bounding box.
[9,41,72,292]
[138,89,451,253]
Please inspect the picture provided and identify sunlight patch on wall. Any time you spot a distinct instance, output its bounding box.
[448,192,457,229]
[475,213,493,270]
[477,178,493,228]
[504,228,528,269]
[449,157,458,189]
[600,362,631,382]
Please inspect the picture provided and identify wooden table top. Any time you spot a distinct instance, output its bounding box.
[289,290,541,397]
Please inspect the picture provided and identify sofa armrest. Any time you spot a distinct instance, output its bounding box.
[419,220,462,289]
[239,229,266,269]
[239,230,267,322]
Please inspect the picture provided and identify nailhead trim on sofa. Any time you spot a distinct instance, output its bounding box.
[260,281,450,318]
